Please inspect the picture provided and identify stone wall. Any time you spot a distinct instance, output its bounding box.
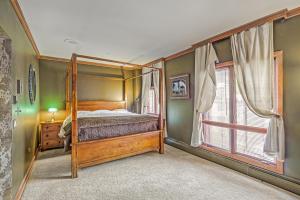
[0,28,12,200]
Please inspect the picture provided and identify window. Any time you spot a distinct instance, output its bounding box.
[148,87,157,114]
[146,73,158,115]
[202,52,283,174]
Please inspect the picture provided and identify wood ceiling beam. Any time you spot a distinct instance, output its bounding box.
[10,0,40,56]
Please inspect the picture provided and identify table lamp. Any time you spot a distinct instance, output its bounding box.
[48,107,58,122]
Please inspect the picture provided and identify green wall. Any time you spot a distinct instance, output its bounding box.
[274,16,300,180]
[165,16,300,183]
[0,0,40,199]
[39,60,140,120]
[165,53,194,144]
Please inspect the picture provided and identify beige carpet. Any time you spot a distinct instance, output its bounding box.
[22,145,299,200]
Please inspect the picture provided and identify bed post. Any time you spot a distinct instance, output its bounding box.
[159,67,164,154]
[71,54,78,178]
[66,62,71,115]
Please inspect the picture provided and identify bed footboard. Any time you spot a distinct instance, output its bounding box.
[76,131,161,168]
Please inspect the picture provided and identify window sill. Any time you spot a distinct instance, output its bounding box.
[200,144,284,174]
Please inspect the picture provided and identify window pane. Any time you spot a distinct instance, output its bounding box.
[236,130,276,163]
[207,69,230,123]
[203,125,230,151]
[236,83,270,128]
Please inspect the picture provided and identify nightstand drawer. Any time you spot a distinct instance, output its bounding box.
[43,138,64,148]
[42,124,61,132]
[43,130,60,139]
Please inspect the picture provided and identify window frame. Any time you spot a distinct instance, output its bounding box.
[200,51,284,174]
[147,86,158,115]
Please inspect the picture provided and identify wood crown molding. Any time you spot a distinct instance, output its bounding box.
[164,48,194,61]
[191,9,288,48]
[287,6,300,18]
[145,57,164,66]
[14,146,40,200]
[10,0,40,56]
[146,6,300,64]
[10,0,300,66]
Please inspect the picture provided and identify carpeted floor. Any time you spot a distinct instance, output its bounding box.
[22,145,299,200]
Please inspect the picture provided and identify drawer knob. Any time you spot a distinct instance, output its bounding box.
[46,134,49,137]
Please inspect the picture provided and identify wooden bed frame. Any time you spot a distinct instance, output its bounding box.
[66,54,164,178]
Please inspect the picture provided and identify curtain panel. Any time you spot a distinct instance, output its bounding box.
[191,43,218,147]
[153,61,168,137]
[231,22,285,160]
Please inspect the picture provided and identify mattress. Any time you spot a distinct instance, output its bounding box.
[64,114,158,142]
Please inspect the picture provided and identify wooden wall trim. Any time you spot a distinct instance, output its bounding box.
[164,48,194,61]
[192,9,288,48]
[216,61,233,69]
[287,6,300,18]
[146,7,300,64]
[38,55,70,63]
[145,57,164,66]
[14,146,39,200]
[10,0,40,56]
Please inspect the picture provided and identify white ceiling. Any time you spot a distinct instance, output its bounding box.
[19,0,300,64]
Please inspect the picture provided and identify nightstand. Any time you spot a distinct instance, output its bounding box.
[40,121,64,151]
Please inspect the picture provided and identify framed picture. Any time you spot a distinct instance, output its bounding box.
[170,74,190,99]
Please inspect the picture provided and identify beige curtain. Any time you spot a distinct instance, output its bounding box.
[191,43,218,147]
[141,67,152,114]
[153,61,168,137]
[231,22,284,160]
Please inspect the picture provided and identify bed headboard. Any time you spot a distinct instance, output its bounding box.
[78,100,126,111]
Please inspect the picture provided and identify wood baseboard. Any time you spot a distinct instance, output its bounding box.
[14,146,39,200]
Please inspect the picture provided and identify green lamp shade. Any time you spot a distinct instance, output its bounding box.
[48,107,58,113]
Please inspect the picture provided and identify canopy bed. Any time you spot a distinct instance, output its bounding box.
[64,53,165,178]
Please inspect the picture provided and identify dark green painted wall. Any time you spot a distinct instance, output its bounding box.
[39,60,140,121]
[165,52,194,144]
[165,16,300,181]
[39,61,66,111]
[0,0,40,199]
[274,16,300,180]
